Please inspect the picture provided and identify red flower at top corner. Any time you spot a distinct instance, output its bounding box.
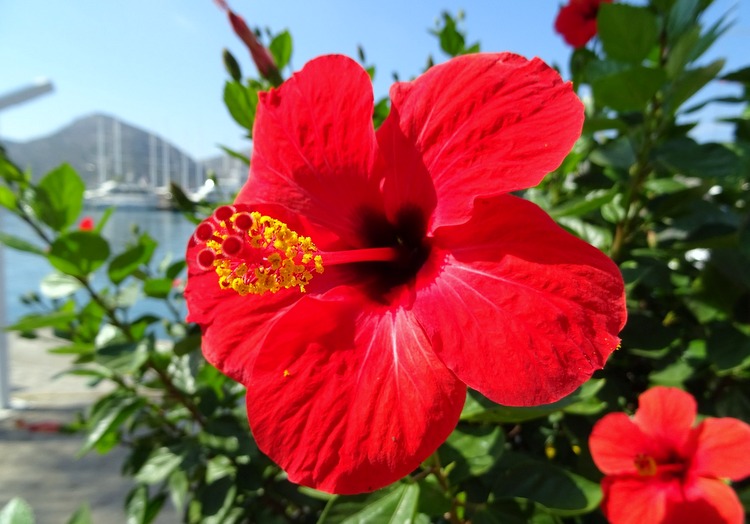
[555,0,613,48]
[185,53,627,494]
[590,387,750,524]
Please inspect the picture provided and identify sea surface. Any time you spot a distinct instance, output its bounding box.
[0,207,197,326]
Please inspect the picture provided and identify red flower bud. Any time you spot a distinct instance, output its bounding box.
[214,0,282,84]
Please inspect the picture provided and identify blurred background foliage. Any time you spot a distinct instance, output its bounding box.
[1,0,749,521]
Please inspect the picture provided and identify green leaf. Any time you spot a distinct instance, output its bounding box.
[135,447,184,485]
[40,272,83,299]
[65,504,92,524]
[493,454,601,516]
[81,393,144,455]
[33,164,85,231]
[223,81,258,134]
[649,360,694,387]
[592,66,665,112]
[461,380,606,423]
[589,137,636,170]
[143,277,173,298]
[6,311,78,332]
[655,138,739,178]
[434,12,465,57]
[222,48,242,82]
[0,232,45,256]
[269,31,292,70]
[669,59,725,111]
[598,4,660,63]
[49,231,110,277]
[0,498,34,524]
[707,325,750,372]
[95,340,149,374]
[319,483,420,524]
[666,0,700,43]
[549,188,618,219]
[108,234,157,285]
[440,425,505,482]
[206,455,236,483]
[0,185,17,211]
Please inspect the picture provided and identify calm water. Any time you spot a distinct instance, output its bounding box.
[0,208,197,325]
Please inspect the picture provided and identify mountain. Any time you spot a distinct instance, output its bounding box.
[1,113,243,190]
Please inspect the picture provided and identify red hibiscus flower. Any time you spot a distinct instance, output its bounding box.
[590,387,750,524]
[186,53,626,494]
[555,0,613,48]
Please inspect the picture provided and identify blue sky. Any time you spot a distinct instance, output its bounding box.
[1,0,748,160]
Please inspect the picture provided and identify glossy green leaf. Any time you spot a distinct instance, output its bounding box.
[649,360,695,387]
[669,59,725,111]
[319,483,420,524]
[493,454,601,516]
[598,4,659,63]
[0,498,34,524]
[0,185,16,211]
[666,0,700,43]
[222,48,242,82]
[223,81,258,134]
[33,164,85,231]
[135,447,184,485]
[269,31,292,70]
[707,325,750,372]
[461,380,606,424]
[440,425,505,482]
[49,231,110,277]
[549,188,618,219]
[655,138,739,178]
[143,277,173,298]
[0,232,45,256]
[81,393,144,455]
[95,341,149,374]
[6,311,78,332]
[108,234,157,285]
[592,66,665,112]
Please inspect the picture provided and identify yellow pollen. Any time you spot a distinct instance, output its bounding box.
[283,369,291,377]
[634,454,658,476]
[203,211,324,296]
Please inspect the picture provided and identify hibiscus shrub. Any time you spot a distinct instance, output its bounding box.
[2,0,750,522]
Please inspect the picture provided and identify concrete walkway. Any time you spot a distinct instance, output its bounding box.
[0,331,170,523]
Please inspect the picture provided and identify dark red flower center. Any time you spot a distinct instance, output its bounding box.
[356,205,431,296]
[634,453,687,479]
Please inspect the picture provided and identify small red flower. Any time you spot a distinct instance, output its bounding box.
[186,54,626,493]
[555,0,613,48]
[590,387,750,524]
[78,216,94,231]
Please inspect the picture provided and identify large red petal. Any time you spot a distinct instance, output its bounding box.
[414,195,625,406]
[246,293,466,494]
[663,477,746,524]
[184,202,353,384]
[600,476,673,524]
[689,417,750,481]
[238,55,382,246]
[382,53,583,230]
[589,413,657,475]
[633,387,697,453]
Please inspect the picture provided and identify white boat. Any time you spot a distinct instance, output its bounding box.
[84,181,165,209]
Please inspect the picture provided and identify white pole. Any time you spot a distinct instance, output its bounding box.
[0,79,54,410]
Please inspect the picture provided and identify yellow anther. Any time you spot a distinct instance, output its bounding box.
[634,454,658,476]
[283,369,291,377]
[202,211,324,296]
